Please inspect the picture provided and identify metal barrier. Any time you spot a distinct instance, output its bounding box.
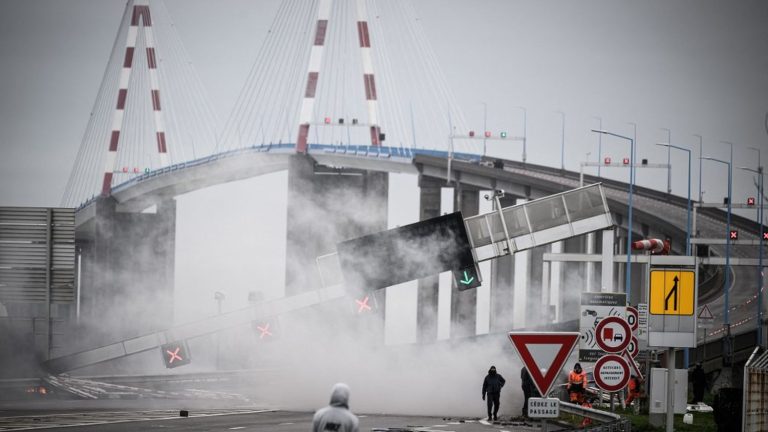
[558,401,631,431]
[743,347,768,431]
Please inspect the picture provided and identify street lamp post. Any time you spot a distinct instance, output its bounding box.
[482,102,488,156]
[593,116,602,177]
[518,106,527,163]
[657,143,692,255]
[557,111,566,170]
[661,128,672,194]
[702,155,733,360]
[592,129,635,302]
[741,148,764,347]
[694,134,703,203]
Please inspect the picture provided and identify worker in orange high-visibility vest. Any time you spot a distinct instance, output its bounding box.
[625,375,641,406]
[567,363,588,403]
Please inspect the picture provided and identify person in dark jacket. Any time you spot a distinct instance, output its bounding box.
[312,383,359,432]
[691,363,707,403]
[520,367,539,417]
[482,365,506,421]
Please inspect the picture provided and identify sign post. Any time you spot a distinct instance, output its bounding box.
[646,256,697,432]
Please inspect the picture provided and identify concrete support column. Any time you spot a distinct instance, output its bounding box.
[527,245,545,327]
[601,229,615,293]
[452,183,479,338]
[585,232,596,292]
[285,155,388,295]
[78,197,176,345]
[416,176,442,343]
[550,241,563,322]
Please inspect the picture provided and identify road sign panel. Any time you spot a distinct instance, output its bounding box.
[594,354,630,392]
[622,351,643,380]
[595,316,632,353]
[626,306,639,331]
[508,332,580,397]
[649,269,695,315]
[527,397,560,418]
[698,304,714,320]
[627,335,639,358]
[579,293,626,362]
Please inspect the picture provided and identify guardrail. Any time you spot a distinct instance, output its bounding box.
[558,400,631,431]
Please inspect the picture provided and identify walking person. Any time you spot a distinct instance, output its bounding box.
[482,365,506,421]
[312,383,359,432]
[520,367,539,417]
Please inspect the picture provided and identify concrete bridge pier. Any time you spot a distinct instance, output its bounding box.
[76,197,176,346]
[284,155,388,343]
[451,183,480,338]
[416,176,442,343]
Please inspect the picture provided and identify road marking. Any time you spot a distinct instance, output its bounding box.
[229,427,246,430]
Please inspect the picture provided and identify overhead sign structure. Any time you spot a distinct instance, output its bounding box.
[527,397,560,418]
[647,258,698,348]
[508,332,580,397]
[579,293,626,362]
[593,354,630,392]
[160,341,191,369]
[336,212,478,291]
[595,316,632,353]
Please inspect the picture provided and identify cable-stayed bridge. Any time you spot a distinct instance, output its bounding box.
[4,0,764,377]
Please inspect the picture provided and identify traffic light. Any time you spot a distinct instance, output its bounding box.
[500,131,507,138]
[729,230,739,240]
[747,197,756,206]
[453,265,482,290]
[161,341,191,369]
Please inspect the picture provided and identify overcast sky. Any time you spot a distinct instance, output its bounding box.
[1,0,766,207]
[1,0,766,337]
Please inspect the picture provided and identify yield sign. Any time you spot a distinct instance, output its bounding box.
[508,332,580,397]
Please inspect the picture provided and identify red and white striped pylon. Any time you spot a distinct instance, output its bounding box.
[101,1,168,196]
[355,0,381,146]
[632,239,665,254]
[296,0,331,154]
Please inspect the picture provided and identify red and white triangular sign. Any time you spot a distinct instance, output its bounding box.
[508,332,580,397]
[698,304,714,320]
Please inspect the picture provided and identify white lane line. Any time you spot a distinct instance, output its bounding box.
[229,427,246,430]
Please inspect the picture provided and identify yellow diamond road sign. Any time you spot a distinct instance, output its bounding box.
[649,269,695,315]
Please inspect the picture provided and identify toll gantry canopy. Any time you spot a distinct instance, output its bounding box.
[464,183,612,261]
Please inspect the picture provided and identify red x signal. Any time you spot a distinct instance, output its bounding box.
[256,323,273,339]
[623,158,630,165]
[763,231,768,241]
[730,230,739,240]
[604,157,612,165]
[356,296,372,313]
[747,197,756,206]
[166,347,182,364]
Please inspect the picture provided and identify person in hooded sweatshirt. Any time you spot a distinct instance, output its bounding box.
[312,383,359,432]
[482,365,506,421]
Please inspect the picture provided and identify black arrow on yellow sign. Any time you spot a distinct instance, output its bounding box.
[665,276,679,311]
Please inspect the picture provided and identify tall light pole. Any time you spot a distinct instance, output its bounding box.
[702,155,733,360]
[741,146,764,347]
[661,128,672,194]
[518,106,527,164]
[593,116,602,177]
[557,111,565,170]
[694,134,703,203]
[657,143,691,255]
[592,129,635,302]
[482,102,488,156]
[628,122,637,188]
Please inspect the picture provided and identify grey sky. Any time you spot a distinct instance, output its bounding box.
[0,0,766,339]
[0,0,766,206]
